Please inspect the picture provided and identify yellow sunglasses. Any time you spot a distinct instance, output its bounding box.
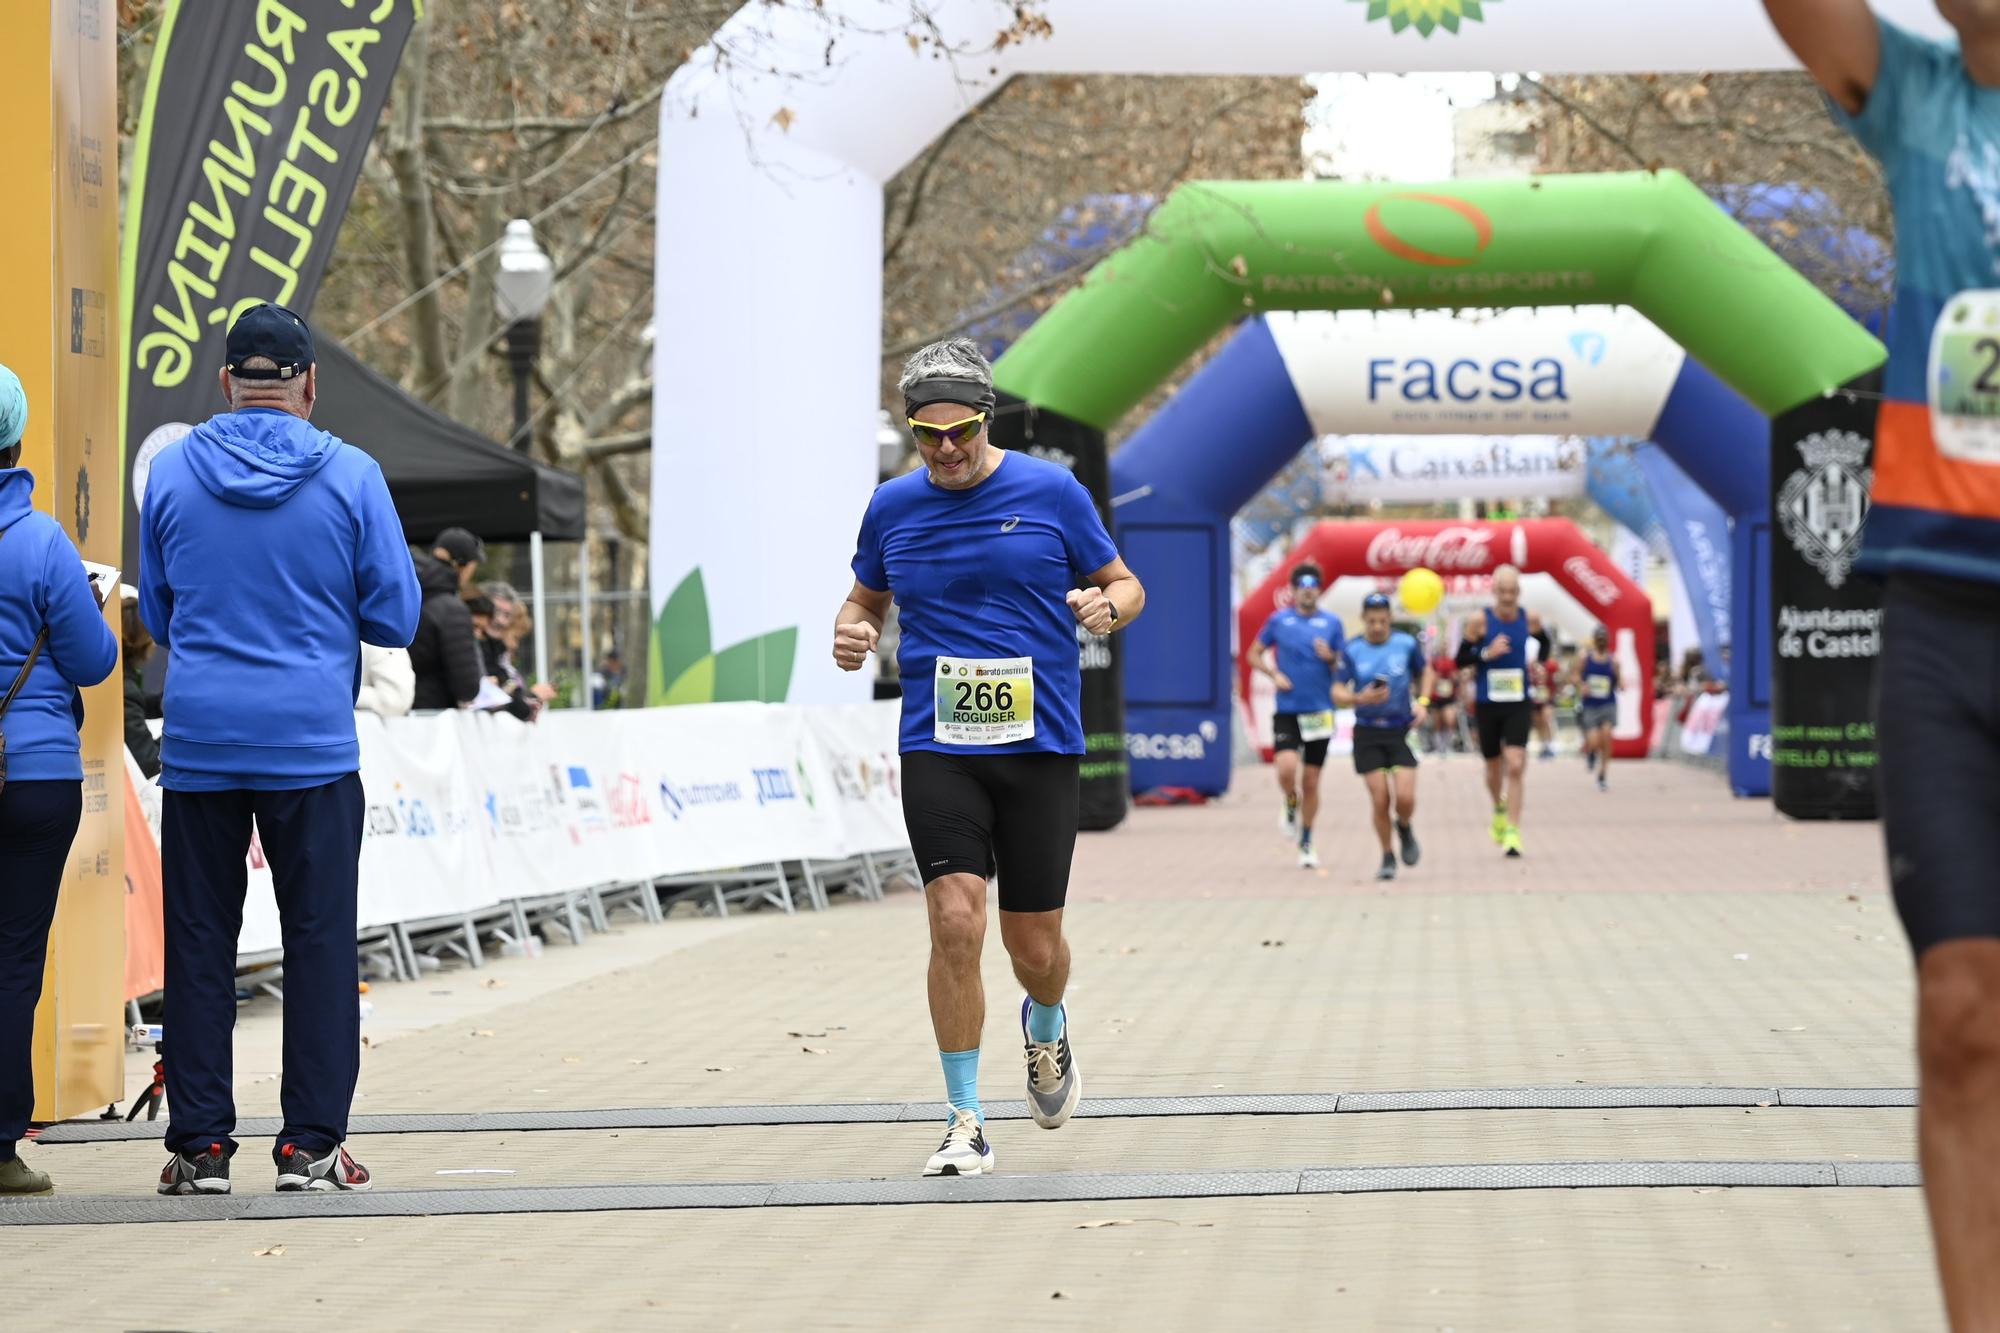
[907,412,987,447]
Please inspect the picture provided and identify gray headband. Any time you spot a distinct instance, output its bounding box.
[903,377,996,418]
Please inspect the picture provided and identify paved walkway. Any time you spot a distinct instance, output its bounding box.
[10,757,1942,1331]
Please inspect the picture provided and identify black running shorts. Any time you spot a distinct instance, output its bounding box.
[1878,575,2000,957]
[1271,712,1331,767]
[1352,728,1418,775]
[1475,702,1534,759]
[899,750,1080,914]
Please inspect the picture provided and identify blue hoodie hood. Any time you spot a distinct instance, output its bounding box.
[0,466,32,532]
[183,408,339,509]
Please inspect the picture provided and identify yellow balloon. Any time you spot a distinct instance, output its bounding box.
[1399,567,1445,615]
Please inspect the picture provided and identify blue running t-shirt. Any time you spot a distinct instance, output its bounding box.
[852,451,1118,756]
[1831,18,2000,584]
[1256,607,1344,715]
[1337,631,1427,730]
[1579,652,1618,705]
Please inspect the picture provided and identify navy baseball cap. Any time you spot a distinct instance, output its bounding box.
[1363,592,1393,611]
[225,303,316,380]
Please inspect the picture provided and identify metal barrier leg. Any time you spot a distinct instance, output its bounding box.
[462,917,485,968]
[641,878,664,923]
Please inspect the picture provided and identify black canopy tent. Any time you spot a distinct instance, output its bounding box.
[311,334,592,698]
[313,333,585,543]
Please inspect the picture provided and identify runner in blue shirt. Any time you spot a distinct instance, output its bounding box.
[1767,2,2000,1316]
[1249,561,1344,868]
[834,338,1144,1179]
[1333,594,1434,882]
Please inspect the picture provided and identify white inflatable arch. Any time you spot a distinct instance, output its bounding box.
[649,0,1945,706]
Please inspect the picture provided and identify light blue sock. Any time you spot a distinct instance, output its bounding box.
[1027,999,1065,1043]
[940,1048,981,1121]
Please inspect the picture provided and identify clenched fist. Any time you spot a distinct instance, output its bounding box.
[833,620,879,671]
[1068,587,1116,636]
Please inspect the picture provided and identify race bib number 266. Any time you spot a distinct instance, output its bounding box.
[934,656,1035,745]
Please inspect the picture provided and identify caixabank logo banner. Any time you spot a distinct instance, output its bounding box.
[1352,0,1499,37]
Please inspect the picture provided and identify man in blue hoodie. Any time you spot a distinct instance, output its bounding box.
[139,304,421,1196]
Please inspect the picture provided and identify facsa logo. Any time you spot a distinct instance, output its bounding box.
[1366,357,1568,404]
[1126,729,1212,761]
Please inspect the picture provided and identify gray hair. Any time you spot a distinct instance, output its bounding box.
[898,338,992,396]
[228,355,309,408]
[480,580,522,607]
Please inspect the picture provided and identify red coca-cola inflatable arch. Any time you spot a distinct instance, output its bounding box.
[1239,518,1657,759]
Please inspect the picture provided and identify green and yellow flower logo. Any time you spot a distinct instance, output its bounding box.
[648,567,797,705]
[1352,0,1498,37]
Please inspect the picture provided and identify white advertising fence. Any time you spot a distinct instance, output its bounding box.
[129,703,909,957]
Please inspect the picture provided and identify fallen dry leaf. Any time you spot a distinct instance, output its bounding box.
[801,1046,829,1056]
[469,1029,496,1038]
[628,1059,649,1066]
[254,1244,286,1258]
[1076,1219,1134,1229]
[787,1031,827,1039]
[483,978,506,989]
[771,106,796,132]
[704,1066,734,1073]
[562,1056,583,1064]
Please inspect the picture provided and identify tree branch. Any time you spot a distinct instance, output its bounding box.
[387,16,452,400]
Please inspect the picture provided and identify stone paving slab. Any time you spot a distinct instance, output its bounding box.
[22,1107,1918,1196]
[15,1191,1942,1331]
[23,760,1929,1331]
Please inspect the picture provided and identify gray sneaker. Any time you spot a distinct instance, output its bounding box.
[1020,997,1082,1130]
[0,1156,52,1196]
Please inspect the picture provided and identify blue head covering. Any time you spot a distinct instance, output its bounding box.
[0,364,25,451]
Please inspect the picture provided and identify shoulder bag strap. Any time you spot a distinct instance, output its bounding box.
[0,626,52,720]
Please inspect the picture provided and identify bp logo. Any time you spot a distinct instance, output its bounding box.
[1351,0,1498,37]
[1778,430,1872,589]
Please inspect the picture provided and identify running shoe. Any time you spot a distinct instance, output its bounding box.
[923,1108,995,1177]
[158,1143,232,1195]
[1020,996,1082,1130]
[1490,807,1509,844]
[274,1142,372,1192]
[1298,842,1320,870]
[1280,800,1299,841]
[1502,825,1524,859]
[1396,822,1421,867]
[1585,749,1599,773]
[1597,776,1609,793]
[1375,853,1397,881]
[1538,746,1556,761]
[0,1157,52,1196]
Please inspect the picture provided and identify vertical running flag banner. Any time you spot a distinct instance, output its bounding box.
[1768,379,1882,820]
[1634,443,1732,683]
[0,0,125,1120]
[120,0,420,574]
[990,394,1128,831]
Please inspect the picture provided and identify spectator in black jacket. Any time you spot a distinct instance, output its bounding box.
[407,529,484,711]
[120,591,161,780]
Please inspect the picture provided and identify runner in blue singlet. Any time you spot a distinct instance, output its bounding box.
[1573,626,1619,793]
[1454,565,1533,857]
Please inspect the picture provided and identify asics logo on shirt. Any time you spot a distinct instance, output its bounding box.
[1000,516,1021,532]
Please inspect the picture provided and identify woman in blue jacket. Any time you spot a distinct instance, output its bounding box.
[0,365,118,1195]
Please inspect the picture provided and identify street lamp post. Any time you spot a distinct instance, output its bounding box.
[494,218,553,453]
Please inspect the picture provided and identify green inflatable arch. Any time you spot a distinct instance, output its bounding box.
[992,170,1885,427]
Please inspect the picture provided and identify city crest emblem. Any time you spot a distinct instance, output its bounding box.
[1777,430,1871,589]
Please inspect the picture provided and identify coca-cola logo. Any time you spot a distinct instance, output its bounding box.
[1364,526,1495,572]
[1564,555,1621,606]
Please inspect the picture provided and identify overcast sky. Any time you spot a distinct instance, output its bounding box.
[1303,73,1512,181]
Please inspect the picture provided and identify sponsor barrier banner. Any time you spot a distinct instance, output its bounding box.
[121,0,419,572]
[124,703,909,965]
[1769,384,1881,820]
[1678,691,1729,757]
